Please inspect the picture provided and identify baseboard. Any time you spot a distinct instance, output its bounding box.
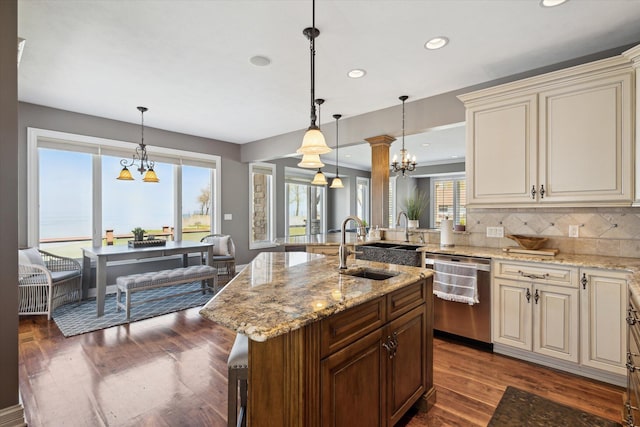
[494,343,626,387]
[0,404,26,427]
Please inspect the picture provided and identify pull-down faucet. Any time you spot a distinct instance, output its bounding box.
[339,215,364,269]
[396,211,409,242]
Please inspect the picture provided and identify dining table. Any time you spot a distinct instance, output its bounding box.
[82,240,214,317]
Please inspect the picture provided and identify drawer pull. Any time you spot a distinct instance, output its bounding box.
[534,289,539,304]
[627,307,638,326]
[531,185,537,199]
[382,332,399,359]
[581,273,588,290]
[627,352,638,373]
[526,288,531,303]
[518,270,549,280]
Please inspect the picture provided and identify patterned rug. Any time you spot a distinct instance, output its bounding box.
[53,282,217,337]
[488,386,621,426]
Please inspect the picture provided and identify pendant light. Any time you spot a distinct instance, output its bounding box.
[299,99,327,168]
[311,168,328,185]
[330,114,344,189]
[117,106,159,182]
[390,95,417,177]
[296,0,332,158]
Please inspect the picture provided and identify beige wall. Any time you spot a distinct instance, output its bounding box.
[0,0,20,416]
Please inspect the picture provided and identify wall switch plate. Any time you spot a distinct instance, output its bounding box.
[486,226,505,238]
[224,213,232,220]
[569,225,579,238]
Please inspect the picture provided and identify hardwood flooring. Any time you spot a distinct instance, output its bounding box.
[18,309,624,426]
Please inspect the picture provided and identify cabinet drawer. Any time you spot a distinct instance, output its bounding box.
[321,297,385,358]
[494,260,578,287]
[387,280,426,320]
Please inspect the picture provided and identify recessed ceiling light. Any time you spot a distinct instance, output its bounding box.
[422,143,430,147]
[424,36,449,50]
[344,154,352,158]
[249,55,271,66]
[540,0,568,7]
[451,155,459,159]
[348,69,366,79]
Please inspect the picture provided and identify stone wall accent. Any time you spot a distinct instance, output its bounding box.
[252,173,267,242]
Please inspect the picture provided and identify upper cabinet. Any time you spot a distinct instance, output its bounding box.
[459,55,634,208]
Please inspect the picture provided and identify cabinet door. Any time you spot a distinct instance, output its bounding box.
[580,268,628,375]
[386,305,427,426]
[321,328,385,427]
[538,72,633,204]
[532,283,579,363]
[493,278,532,350]
[466,94,537,206]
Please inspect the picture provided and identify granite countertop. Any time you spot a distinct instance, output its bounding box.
[274,232,362,246]
[199,251,429,342]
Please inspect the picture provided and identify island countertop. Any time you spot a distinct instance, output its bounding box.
[199,251,430,342]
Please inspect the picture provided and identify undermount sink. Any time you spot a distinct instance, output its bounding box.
[340,267,399,281]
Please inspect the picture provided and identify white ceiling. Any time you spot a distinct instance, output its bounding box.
[17,0,640,169]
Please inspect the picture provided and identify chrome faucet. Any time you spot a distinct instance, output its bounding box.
[396,210,409,242]
[339,215,364,269]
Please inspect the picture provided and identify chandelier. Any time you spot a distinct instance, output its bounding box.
[296,0,332,159]
[117,106,159,182]
[391,95,417,177]
[330,114,344,188]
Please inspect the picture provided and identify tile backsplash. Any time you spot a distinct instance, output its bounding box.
[465,207,640,258]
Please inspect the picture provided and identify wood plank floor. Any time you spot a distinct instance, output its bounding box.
[18,308,624,426]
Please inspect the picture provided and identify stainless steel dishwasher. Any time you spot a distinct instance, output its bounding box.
[424,253,492,345]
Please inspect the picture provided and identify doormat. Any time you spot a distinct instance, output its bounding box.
[488,386,621,427]
[52,282,218,337]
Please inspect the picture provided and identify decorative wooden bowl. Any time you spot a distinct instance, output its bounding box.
[506,234,548,250]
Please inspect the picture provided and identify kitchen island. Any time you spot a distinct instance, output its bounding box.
[200,251,435,426]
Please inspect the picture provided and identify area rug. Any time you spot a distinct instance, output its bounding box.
[53,282,217,337]
[488,386,621,427]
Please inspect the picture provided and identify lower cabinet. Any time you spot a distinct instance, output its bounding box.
[492,260,628,385]
[580,268,627,376]
[493,277,578,363]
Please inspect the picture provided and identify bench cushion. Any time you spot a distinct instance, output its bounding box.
[116,265,216,291]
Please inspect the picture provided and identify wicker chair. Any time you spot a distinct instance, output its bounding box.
[200,234,236,285]
[18,248,82,320]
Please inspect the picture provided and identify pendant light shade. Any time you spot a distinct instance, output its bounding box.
[298,153,325,168]
[311,168,328,185]
[142,168,159,183]
[330,113,344,189]
[296,0,332,159]
[117,166,134,181]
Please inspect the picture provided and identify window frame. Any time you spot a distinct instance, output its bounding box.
[284,168,327,237]
[27,127,221,250]
[249,162,277,250]
[430,173,466,229]
[356,176,370,226]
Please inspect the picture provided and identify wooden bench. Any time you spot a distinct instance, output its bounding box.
[115,265,217,320]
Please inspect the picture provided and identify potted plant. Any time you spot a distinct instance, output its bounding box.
[403,189,428,229]
[131,227,146,241]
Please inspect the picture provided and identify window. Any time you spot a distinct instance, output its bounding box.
[28,128,220,258]
[431,174,466,229]
[389,176,397,227]
[285,169,326,237]
[249,163,276,249]
[356,177,370,225]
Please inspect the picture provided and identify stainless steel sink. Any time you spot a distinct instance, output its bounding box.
[340,267,398,281]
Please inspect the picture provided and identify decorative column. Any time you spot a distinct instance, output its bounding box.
[365,135,395,228]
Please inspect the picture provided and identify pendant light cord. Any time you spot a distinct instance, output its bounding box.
[309,0,317,128]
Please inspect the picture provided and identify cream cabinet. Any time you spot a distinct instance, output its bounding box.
[493,261,579,363]
[460,56,633,207]
[579,268,627,376]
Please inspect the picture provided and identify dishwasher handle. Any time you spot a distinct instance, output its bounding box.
[424,256,491,272]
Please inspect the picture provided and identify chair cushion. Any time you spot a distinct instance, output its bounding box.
[50,270,80,283]
[19,248,45,267]
[206,235,230,256]
[228,334,248,369]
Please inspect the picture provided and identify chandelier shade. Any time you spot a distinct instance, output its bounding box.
[117,106,159,182]
[296,0,331,158]
[390,95,417,177]
[298,153,325,168]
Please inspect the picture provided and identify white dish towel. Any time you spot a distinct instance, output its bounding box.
[433,260,479,305]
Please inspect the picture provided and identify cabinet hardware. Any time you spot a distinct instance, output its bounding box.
[531,185,536,199]
[534,289,539,304]
[382,332,399,359]
[580,273,588,290]
[526,288,531,303]
[628,307,639,325]
[627,351,638,372]
[540,185,545,199]
[518,270,549,280]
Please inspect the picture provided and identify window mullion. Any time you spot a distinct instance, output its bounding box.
[92,153,102,248]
